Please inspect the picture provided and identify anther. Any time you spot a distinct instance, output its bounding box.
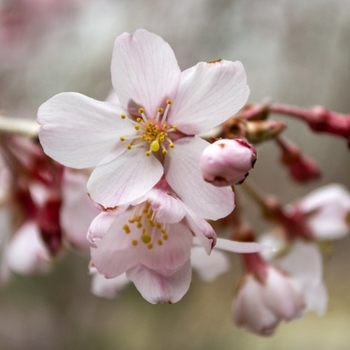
[121,114,126,119]
[132,240,138,246]
[123,224,131,234]
[120,136,125,141]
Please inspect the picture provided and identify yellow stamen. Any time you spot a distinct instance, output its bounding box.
[123,224,131,234]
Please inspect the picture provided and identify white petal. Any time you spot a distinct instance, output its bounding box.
[214,238,262,254]
[185,210,217,254]
[147,188,186,223]
[60,170,99,251]
[275,241,328,315]
[90,270,130,299]
[90,212,141,278]
[88,148,163,208]
[299,184,350,240]
[127,260,191,304]
[5,222,51,275]
[38,92,132,168]
[111,29,181,116]
[87,211,121,244]
[139,223,193,271]
[165,137,234,220]
[168,60,249,134]
[191,246,230,282]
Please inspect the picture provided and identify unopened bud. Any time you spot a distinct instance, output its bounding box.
[245,120,286,143]
[200,139,257,186]
[276,137,321,183]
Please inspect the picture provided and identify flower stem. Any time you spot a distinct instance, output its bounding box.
[0,116,40,139]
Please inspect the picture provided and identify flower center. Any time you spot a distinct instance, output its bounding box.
[122,202,169,249]
[119,99,177,156]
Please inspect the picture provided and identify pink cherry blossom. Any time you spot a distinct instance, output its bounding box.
[297,184,350,240]
[233,261,305,336]
[200,138,257,186]
[38,29,249,220]
[88,183,259,304]
[4,221,51,276]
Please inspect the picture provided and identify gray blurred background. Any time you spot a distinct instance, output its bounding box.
[1,0,350,349]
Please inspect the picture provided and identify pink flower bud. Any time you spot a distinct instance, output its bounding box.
[233,265,305,336]
[200,139,257,186]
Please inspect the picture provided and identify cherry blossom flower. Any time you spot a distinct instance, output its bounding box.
[90,246,232,300]
[200,138,257,186]
[296,184,350,240]
[0,135,98,281]
[88,183,259,304]
[232,254,305,336]
[38,29,249,220]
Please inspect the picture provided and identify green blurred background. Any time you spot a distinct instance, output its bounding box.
[1,0,350,349]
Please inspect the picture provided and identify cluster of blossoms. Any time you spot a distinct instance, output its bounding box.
[36,29,259,303]
[1,28,350,337]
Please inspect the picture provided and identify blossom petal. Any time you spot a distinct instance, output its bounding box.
[87,211,123,245]
[90,213,141,278]
[88,148,163,208]
[5,222,51,275]
[185,209,217,254]
[127,260,191,304]
[276,241,328,315]
[165,137,234,220]
[38,92,132,168]
[139,223,193,271]
[61,170,99,251]
[111,29,181,116]
[168,60,249,134]
[191,246,230,282]
[214,238,262,254]
[147,188,186,223]
[299,184,350,240]
[90,268,130,299]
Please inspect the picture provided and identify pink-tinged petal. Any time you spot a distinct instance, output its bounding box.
[61,170,100,251]
[5,221,51,275]
[88,148,163,208]
[105,89,120,104]
[276,241,328,315]
[214,238,261,254]
[165,137,234,220]
[90,213,141,277]
[139,222,193,271]
[147,188,186,223]
[91,242,137,279]
[127,260,191,304]
[111,29,181,116]
[191,246,230,281]
[185,209,217,254]
[298,184,350,240]
[38,92,133,168]
[168,60,249,134]
[90,268,130,299]
[87,211,119,245]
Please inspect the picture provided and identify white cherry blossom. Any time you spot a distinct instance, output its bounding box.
[38,29,249,220]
